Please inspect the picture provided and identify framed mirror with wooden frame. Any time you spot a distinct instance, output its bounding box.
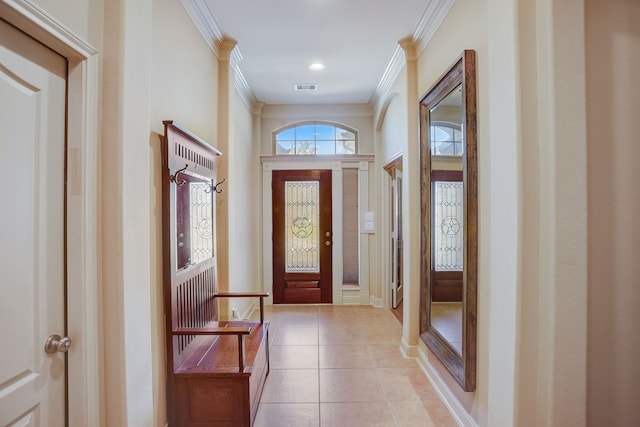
[419,50,477,391]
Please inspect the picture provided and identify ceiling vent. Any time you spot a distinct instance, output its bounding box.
[294,84,318,91]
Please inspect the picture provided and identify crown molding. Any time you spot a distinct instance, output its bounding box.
[413,0,457,53]
[371,45,406,106]
[233,63,255,107]
[181,0,256,105]
[371,0,456,106]
[180,0,223,56]
[182,0,454,108]
[226,39,256,106]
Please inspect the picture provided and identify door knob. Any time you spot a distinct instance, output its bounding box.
[325,241,332,247]
[44,334,72,354]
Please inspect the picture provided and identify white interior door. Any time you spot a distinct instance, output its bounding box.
[0,19,68,426]
[391,170,404,309]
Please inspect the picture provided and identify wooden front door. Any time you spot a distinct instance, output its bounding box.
[392,170,404,309]
[0,19,68,426]
[272,170,332,304]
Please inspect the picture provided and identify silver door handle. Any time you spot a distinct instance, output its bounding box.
[45,334,72,354]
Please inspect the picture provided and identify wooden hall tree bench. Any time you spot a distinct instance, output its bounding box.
[160,121,270,426]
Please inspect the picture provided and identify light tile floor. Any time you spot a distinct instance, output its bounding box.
[430,303,463,355]
[253,305,458,427]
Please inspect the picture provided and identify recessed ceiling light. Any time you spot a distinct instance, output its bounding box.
[309,62,325,71]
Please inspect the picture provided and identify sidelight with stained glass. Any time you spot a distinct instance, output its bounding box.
[433,181,464,271]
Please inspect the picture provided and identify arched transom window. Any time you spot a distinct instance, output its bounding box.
[273,121,358,155]
[430,121,463,156]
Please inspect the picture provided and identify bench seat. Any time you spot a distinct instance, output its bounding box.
[172,321,270,426]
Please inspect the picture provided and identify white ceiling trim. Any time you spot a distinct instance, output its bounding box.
[182,0,456,108]
[413,0,457,53]
[181,0,256,106]
[233,71,254,108]
[371,0,456,106]
[372,46,407,106]
[231,49,255,107]
[180,0,223,55]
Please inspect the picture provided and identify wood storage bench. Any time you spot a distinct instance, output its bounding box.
[171,295,269,426]
[160,121,270,426]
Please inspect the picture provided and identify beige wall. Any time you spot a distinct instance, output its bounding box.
[377,70,407,165]
[98,0,223,422]
[517,0,588,425]
[414,0,489,424]
[31,0,104,47]
[227,91,262,316]
[146,0,223,424]
[101,0,156,424]
[149,2,219,140]
[405,0,592,426]
[586,0,640,425]
[102,0,258,420]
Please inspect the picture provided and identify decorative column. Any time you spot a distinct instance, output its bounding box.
[215,38,237,304]
[398,37,420,346]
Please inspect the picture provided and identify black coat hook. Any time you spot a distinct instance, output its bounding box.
[212,178,226,193]
[170,164,188,186]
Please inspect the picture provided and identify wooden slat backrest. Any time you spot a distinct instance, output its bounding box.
[160,120,222,370]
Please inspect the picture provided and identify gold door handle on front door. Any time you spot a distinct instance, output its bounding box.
[325,241,332,247]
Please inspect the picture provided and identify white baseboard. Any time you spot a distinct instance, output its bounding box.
[402,340,478,427]
[342,295,362,305]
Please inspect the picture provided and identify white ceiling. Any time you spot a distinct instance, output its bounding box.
[190,0,449,106]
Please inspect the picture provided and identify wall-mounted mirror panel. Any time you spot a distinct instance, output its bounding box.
[175,171,214,271]
[419,50,477,391]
